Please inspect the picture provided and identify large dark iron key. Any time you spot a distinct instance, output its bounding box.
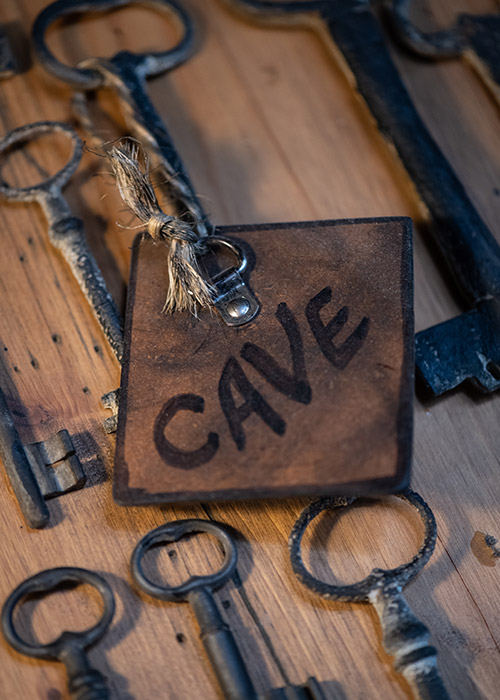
[132,519,326,700]
[225,0,500,395]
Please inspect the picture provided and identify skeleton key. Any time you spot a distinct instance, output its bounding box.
[0,121,124,361]
[132,519,326,700]
[289,490,450,700]
[33,0,208,239]
[223,0,500,395]
[2,567,115,700]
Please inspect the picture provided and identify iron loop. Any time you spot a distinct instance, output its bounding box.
[33,0,195,89]
[1,567,115,660]
[205,237,248,276]
[131,519,238,602]
[0,121,82,202]
[289,489,437,602]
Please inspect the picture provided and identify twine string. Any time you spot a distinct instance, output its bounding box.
[76,57,209,240]
[108,140,214,314]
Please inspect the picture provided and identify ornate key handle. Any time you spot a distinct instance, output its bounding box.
[0,121,82,203]
[32,0,194,90]
[2,567,115,700]
[131,518,238,600]
[289,490,450,700]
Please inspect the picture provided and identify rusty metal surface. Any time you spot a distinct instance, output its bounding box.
[0,384,85,529]
[114,217,413,504]
[289,490,448,700]
[0,121,124,362]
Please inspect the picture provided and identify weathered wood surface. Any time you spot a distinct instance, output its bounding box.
[0,0,499,698]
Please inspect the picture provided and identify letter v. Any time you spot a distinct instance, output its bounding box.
[240,302,312,404]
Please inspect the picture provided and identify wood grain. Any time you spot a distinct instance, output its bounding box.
[0,0,499,698]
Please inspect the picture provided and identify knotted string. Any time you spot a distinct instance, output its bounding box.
[108,141,214,314]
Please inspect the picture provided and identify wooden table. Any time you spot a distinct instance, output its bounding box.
[0,0,499,697]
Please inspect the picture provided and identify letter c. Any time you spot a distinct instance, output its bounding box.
[154,394,219,469]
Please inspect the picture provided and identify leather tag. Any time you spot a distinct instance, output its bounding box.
[114,218,413,504]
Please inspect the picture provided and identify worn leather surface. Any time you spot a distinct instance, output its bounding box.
[114,218,413,504]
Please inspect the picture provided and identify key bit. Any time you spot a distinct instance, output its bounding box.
[416,299,500,394]
[0,385,85,528]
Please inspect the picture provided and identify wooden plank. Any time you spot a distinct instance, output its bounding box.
[0,0,499,698]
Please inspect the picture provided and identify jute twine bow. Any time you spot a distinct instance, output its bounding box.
[108,140,214,314]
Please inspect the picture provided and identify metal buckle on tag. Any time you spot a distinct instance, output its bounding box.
[207,238,259,326]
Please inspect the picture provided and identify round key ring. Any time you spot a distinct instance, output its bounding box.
[0,121,83,204]
[131,519,238,601]
[2,567,115,660]
[33,0,195,90]
[289,489,437,602]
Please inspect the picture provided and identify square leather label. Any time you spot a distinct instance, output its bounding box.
[114,218,413,504]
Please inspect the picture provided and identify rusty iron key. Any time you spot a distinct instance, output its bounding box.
[224,0,500,395]
[33,0,207,239]
[2,567,115,700]
[132,519,326,700]
[290,490,450,700]
[0,121,123,524]
[0,121,124,361]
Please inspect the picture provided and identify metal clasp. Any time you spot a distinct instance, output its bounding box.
[207,238,259,326]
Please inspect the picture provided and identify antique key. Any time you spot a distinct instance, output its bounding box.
[0,121,123,361]
[0,120,123,525]
[32,0,259,326]
[224,0,500,395]
[2,567,115,700]
[289,490,450,700]
[33,0,206,238]
[132,519,325,700]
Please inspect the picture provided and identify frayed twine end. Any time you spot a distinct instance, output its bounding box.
[107,140,214,314]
